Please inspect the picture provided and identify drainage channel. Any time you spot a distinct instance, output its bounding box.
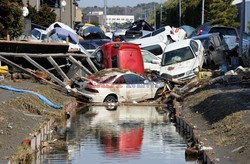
[38,105,196,164]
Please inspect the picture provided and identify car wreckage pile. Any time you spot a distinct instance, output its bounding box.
[0,21,250,107]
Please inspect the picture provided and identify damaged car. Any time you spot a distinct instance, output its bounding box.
[93,42,145,75]
[129,26,186,56]
[81,69,165,103]
[141,50,161,72]
[160,39,205,80]
[192,33,228,69]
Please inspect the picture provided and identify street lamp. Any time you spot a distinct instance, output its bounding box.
[60,0,67,22]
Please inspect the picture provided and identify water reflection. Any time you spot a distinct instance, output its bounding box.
[43,106,192,164]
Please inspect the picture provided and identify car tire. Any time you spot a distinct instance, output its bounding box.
[95,50,103,63]
[104,95,118,103]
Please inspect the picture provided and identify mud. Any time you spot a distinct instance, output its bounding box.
[180,83,250,164]
[0,79,76,163]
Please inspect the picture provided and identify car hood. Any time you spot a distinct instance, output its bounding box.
[160,59,196,77]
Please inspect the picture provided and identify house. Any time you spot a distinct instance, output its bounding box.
[22,0,82,28]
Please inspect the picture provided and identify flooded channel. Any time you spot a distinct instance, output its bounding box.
[43,106,193,164]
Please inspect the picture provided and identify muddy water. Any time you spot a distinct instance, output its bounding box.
[43,106,193,164]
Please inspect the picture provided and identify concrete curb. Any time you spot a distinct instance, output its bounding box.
[8,101,79,164]
[174,100,218,164]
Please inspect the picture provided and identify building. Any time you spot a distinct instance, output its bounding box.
[22,0,82,28]
[233,0,250,33]
[105,15,135,26]
[83,11,105,25]
[83,11,134,27]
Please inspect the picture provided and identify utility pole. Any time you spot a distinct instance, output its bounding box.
[104,0,107,26]
[201,0,205,25]
[36,0,39,11]
[160,0,163,28]
[154,3,156,29]
[239,0,246,57]
[179,0,181,26]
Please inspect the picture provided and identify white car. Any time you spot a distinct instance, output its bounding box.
[31,28,47,42]
[129,26,186,56]
[83,69,164,103]
[160,39,205,80]
[141,50,161,72]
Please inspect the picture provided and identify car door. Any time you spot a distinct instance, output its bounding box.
[190,40,204,69]
[112,75,128,101]
[211,35,226,66]
[123,74,153,101]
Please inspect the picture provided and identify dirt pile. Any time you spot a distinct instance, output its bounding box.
[0,79,76,163]
[181,84,250,164]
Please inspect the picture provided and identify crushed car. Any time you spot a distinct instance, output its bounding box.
[79,26,111,54]
[192,33,228,69]
[129,26,186,56]
[79,69,165,103]
[208,26,249,58]
[125,19,155,41]
[93,42,145,75]
[160,39,205,80]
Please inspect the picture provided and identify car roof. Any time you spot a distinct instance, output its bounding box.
[209,26,236,30]
[192,33,219,39]
[164,39,193,52]
[33,28,47,34]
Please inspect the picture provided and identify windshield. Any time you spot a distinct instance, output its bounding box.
[88,75,117,84]
[31,29,41,40]
[162,47,194,66]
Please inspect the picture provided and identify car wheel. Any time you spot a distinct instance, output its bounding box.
[104,95,118,103]
[96,50,103,63]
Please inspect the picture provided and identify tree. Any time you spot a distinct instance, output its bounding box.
[0,0,23,38]
[27,2,56,27]
[208,0,239,27]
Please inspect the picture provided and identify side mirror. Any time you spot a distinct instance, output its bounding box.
[152,59,160,64]
[209,45,215,51]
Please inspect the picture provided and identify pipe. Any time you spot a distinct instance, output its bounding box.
[0,86,64,109]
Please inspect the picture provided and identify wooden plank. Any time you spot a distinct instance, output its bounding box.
[86,57,98,73]
[0,52,91,58]
[47,64,68,71]
[68,56,92,75]
[0,56,59,88]
[0,55,92,99]
[78,45,98,73]
[47,56,70,81]
[23,55,66,87]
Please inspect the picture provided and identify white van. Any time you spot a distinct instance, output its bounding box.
[160,39,205,80]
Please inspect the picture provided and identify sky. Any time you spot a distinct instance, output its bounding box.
[79,0,163,7]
